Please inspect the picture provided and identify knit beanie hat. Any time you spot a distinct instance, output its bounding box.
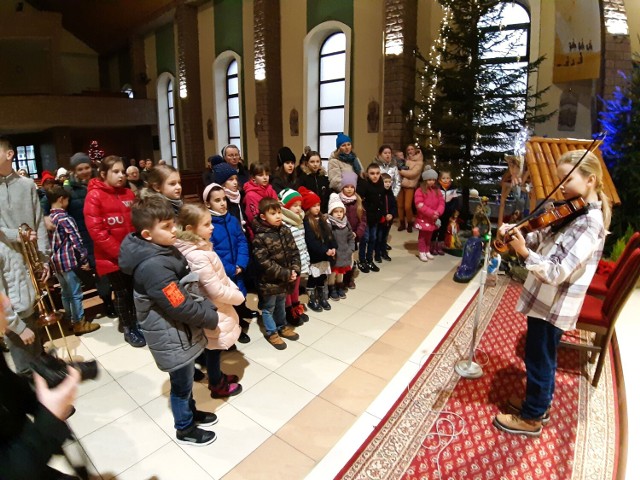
[208,154,224,167]
[328,193,346,214]
[341,171,358,190]
[277,147,296,166]
[336,132,352,149]
[298,186,321,211]
[70,152,91,169]
[278,188,302,209]
[56,167,68,180]
[422,168,438,181]
[213,161,237,185]
[40,171,55,183]
[203,182,223,203]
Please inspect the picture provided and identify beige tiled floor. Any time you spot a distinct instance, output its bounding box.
[11,227,635,479]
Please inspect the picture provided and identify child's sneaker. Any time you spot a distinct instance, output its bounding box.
[124,327,146,348]
[193,410,218,427]
[328,286,340,301]
[336,283,347,299]
[209,377,243,399]
[279,325,299,341]
[419,252,429,262]
[426,252,436,260]
[176,424,217,446]
[267,332,287,350]
[224,372,240,383]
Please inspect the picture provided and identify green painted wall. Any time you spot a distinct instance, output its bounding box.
[307,0,353,32]
[156,23,176,75]
[214,0,243,56]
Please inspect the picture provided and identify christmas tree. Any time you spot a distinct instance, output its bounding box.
[88,140,105,164]
[413,1,554,192]
[599,54,640,240]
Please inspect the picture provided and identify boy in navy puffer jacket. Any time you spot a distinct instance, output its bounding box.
[119,196,219,447]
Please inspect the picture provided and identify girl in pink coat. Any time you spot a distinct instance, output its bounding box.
[243,162,278,239]
[176,203,244,399]
[414,169,445,262]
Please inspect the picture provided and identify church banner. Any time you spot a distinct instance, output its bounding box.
[553,0,601,83]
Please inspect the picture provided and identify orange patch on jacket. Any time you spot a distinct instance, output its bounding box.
[162,282,185,308]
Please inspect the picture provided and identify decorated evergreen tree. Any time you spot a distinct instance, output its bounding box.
[413,0,554,195]
[600,55,640,240]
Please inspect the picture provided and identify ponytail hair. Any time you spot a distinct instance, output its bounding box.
[177,202,209,231]
[557,150,611,230]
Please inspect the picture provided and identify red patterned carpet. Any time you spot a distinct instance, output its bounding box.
[337,278,619,480]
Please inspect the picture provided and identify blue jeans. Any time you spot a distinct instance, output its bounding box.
[520,317,564,420]
[57,269,85,323]
[261,294,286,335]
[168,361,197,430]
[359,224,378,262]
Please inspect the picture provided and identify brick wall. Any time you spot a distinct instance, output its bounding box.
[382,0,418,150]
[600,0,632,102]
[175,4,205,171]
[254,0,283,168]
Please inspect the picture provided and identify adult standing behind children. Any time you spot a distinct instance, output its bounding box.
[66,152,116,318]
[119,196,219,446]
[0,136,49,374]
[328,133,364,192]
[221,144,249,188]
[84,155,145,348]
[397,145,424,233]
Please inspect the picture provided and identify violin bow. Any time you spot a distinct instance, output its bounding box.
[509,132,606,231]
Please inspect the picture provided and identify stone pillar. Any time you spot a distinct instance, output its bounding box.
[254,0,283,168]
[129,36,148,99]
[382,0,418,150]
[598,0,632,123]
[175,3,205,171]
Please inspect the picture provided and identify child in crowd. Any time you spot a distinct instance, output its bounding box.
[414,169,445,262]
[47,186,99,336]
[328,133,364,192]
[278,188,310,326]
[272,147,298,194]
[145,164,183,214]
[339,171,366,289]
[251,198,301,350]
[297,151,330,212]
[326,193,355,301]
[432,169,459,255]
[85,156,143,347]
[212,160,245,229]
[176,204,243,398]
[357,163,386,273]
[299,187,336,312]
[376,173,397,262]
[243,162,278,237]
[203,183,253,343]
[119,196,219,446]
[493,150,610,436]
[374,145,401,197]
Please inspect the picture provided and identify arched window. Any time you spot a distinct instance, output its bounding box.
[318,32,346,160]
[303,22,352,163]
[156,72,179,167]
[226,60,241,147]
[478,2,530,136]
[213,51,244,154]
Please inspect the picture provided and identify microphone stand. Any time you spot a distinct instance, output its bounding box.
[454,233,492,379]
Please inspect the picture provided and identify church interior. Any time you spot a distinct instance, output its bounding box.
[0,0,639,479]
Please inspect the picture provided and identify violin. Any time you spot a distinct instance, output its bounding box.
[493,197,587,253]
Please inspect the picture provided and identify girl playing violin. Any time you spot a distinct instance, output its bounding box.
[493,149,611,437]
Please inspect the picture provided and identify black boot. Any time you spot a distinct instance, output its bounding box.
[336,282,347,299]
[286,305,303,326]
[319,286,332,311]
[307,287,323,312]
[328,285,340,301]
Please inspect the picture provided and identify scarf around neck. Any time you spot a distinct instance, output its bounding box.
[165,196,183,212]
[338,152,362,175]
[328,214,348,229]
[225,188,241,204]
[339,191,357,205]
[209,208,226,217]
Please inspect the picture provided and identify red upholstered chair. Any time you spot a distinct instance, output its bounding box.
[562,248,640,387]
[588,232,640,297]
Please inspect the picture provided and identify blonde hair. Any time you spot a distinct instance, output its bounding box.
[177,203,209,232]
[557,150,611,230]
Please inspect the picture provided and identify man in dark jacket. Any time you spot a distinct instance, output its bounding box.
[119,196,219,447]
[356,163,386,273]
[251,198,301,350]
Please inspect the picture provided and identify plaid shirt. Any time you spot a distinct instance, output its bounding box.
[516,202,605,331]
[50,208,88,273]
